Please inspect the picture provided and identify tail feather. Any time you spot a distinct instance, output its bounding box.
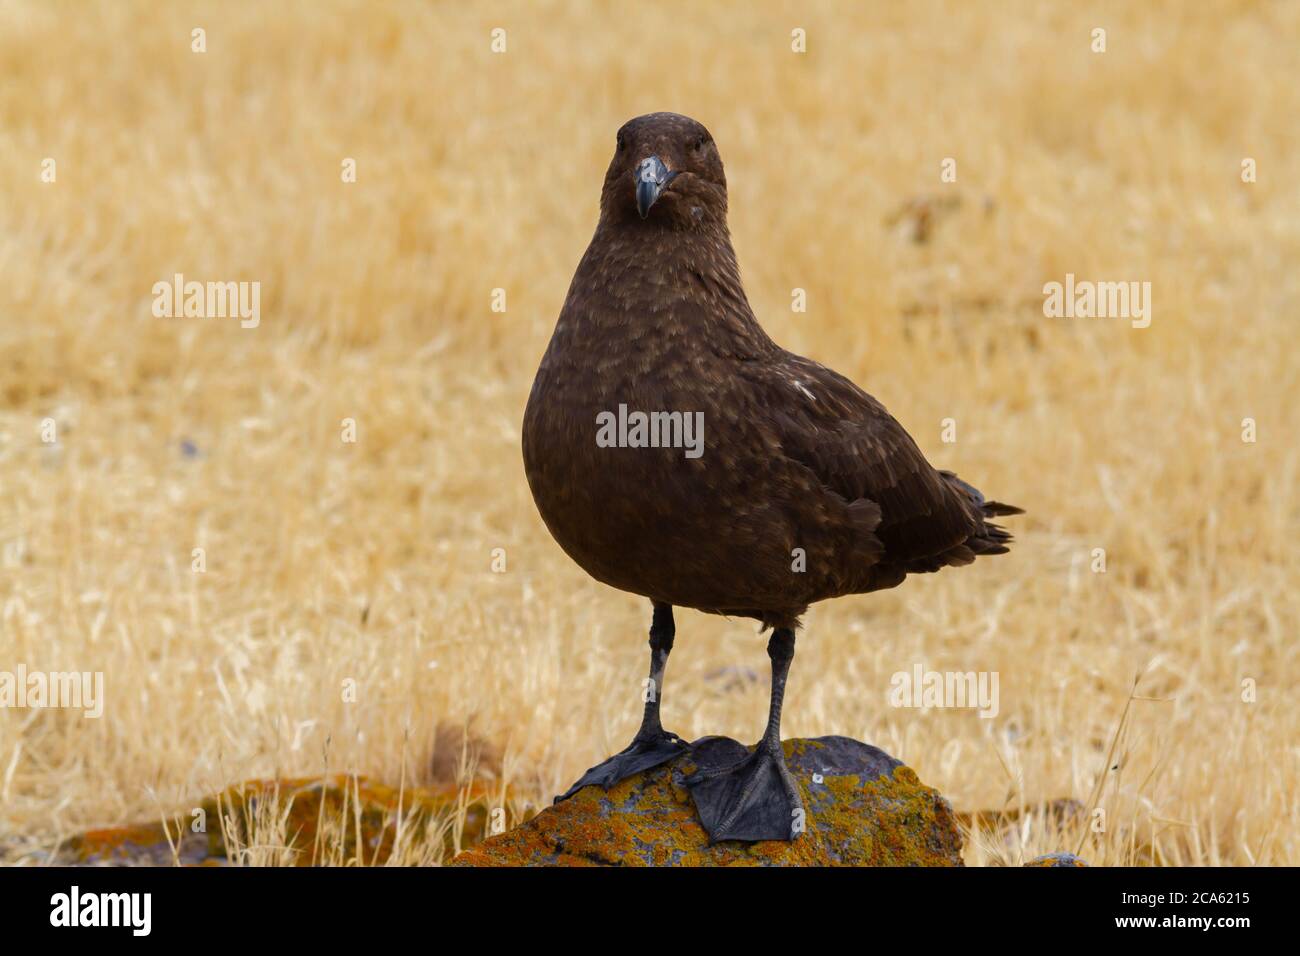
[936,469,1022,558]
[938,469,1023,521]
[866,471,1022,586]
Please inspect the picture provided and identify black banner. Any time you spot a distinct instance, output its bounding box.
[0,864,1275,942]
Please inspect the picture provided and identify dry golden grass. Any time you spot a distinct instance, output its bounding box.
[1,0,1296,865]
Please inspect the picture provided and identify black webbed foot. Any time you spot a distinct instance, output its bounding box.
[554,730,687,803]
[684,739,805,843]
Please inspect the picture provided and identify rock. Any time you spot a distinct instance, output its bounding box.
[60,775,498,866]
[451,736,962,867]
[1025,852,1090,867]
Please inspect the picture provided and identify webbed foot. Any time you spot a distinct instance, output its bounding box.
[684,740,805,843]
[554,730,688,803]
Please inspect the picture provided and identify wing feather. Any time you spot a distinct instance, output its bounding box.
[741,353,981,565]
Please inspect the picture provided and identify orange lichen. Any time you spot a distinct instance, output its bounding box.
[64,739,965,867]
[63,775,506,866]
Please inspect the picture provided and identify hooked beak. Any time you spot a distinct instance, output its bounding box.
[635,155,678,218]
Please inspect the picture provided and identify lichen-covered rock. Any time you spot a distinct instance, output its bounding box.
[61,775,497,866]
[1025,852,1090,867]
[452,736,962,866]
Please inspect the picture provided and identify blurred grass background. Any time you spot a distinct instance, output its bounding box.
[0,0,1296,864]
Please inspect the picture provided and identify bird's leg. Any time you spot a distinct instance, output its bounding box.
[684,627,805,843]
[634,602,677,740]
[554,603,687,803]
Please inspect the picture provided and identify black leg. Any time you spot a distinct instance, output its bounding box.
[555,602,688,802]
[684,627,805,842]
[637,602,674,738]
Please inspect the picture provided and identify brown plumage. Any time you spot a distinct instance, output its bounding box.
[522,112,1022,842]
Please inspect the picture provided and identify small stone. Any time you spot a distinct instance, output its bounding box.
[1025,852,1090,867]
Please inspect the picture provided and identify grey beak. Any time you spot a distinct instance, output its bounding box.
[635,155,678,218]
